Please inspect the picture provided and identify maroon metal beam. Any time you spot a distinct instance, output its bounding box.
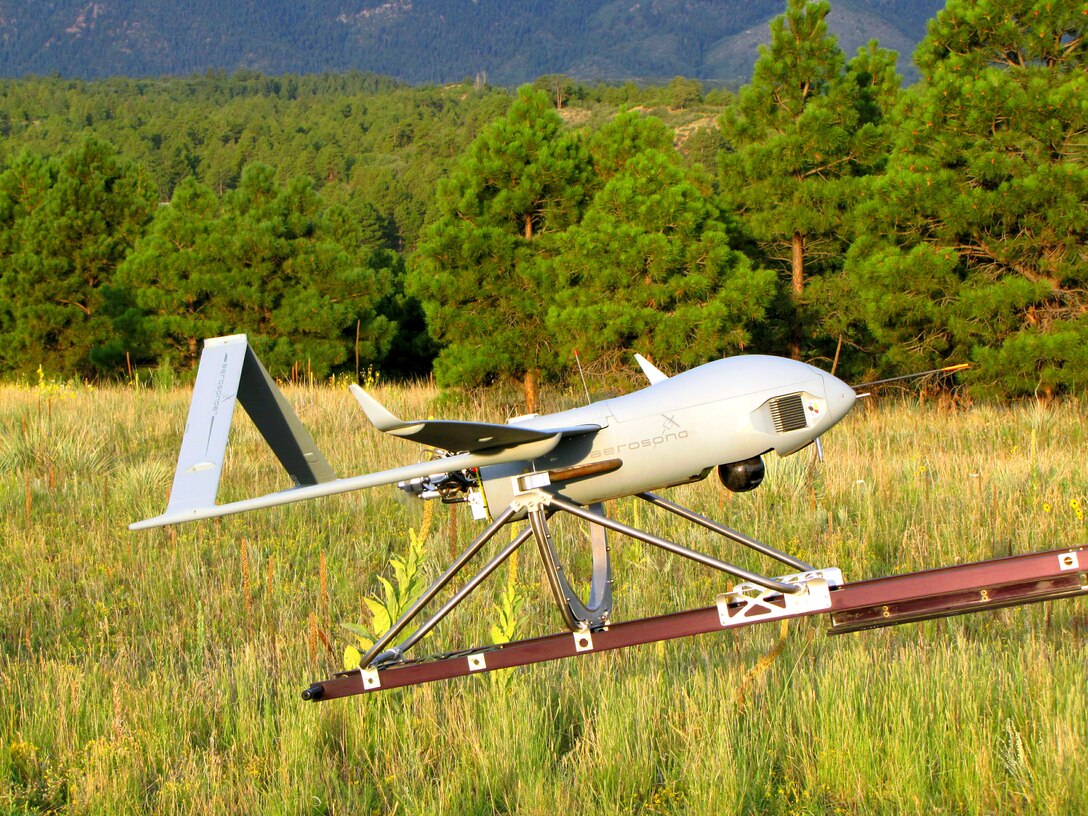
[303,545,1087,701]
[828,546,1087,632]
[308,604,731,701]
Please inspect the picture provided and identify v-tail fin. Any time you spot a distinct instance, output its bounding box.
[135,334,335,525]
[131,334,568,531]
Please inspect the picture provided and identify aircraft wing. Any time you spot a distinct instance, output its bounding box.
[130,335,596,531]
[130,433,561,530]
[350,384,601,451]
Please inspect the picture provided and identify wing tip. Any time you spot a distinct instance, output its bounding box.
[349,384,406,432]
[130,512,186,531]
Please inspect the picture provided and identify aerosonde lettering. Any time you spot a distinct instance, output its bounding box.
[589,430,689,460]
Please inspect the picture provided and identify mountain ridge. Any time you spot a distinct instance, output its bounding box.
[0,1,944,85]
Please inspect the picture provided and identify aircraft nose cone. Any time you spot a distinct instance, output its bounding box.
[822,372,856,425]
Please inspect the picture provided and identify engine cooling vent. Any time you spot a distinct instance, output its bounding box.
[769,393,807,433]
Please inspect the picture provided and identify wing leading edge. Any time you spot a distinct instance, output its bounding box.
[349,384,601,452]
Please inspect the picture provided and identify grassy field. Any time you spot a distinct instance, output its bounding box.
[1,378,1086,815]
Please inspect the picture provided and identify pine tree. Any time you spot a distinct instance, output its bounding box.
[719,0,900,360]
[844,0,1088,396]
[410,86,592,410]
[550,112,775,373]
[116,166,396,378]
[112,177,236,367]
[0,138,154,376]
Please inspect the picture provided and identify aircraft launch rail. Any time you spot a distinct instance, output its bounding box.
[302,544,1087,701]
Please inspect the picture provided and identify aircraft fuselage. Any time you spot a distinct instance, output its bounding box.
[478,355,856,512]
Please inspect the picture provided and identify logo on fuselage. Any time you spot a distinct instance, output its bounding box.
[588,429,690,460]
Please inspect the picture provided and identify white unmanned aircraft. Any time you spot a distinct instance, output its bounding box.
[133,334,859,669]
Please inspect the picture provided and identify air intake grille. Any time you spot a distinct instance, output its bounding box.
[769,393,807,433]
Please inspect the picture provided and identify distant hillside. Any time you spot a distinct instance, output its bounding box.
[0,0,944,85]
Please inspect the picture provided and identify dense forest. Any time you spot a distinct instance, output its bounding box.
[0,0,1084,402]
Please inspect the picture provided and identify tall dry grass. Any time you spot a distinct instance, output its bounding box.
[0,380,1085,814]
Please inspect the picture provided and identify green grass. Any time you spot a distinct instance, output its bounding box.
[1,381,1086,814]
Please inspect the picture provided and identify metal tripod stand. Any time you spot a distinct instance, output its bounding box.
[358,489,816,670]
